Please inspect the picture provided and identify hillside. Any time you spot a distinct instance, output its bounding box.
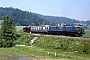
[0,7,81,25]
[0,7,90,29]
[0,7,50,26]
[0,31,90,60]
[34,13,80,23]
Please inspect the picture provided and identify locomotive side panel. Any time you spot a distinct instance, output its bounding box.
[48,26,63,35]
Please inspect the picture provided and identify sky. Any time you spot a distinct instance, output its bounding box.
[0,0,90,21]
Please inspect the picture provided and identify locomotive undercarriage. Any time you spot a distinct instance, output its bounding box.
[62,31,83,37]
[28,30,84,37]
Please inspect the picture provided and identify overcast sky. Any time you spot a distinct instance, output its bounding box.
[0,0,90,21]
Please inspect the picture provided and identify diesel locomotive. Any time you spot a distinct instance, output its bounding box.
[23,23,85,37]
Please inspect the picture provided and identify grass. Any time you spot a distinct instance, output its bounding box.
[15,32,34,45]
[0,25,24,31]
[83,30,90,37]
[0,20,3,25]
[16,26,25,31]
[0,37,89,60]
[0,46,87,60]
[0,30,89,60]
[33,36,90,58]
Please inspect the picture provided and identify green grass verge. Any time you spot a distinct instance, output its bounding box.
[0,20,3,25]
[33,36,90,57]
[15,32,34,45]
[83,30,90,37]
[0,25,24,31]
[0,33,90,60]
[16,26,24,31]
[0,46,87,60]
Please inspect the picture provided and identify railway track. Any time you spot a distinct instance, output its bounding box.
[32,33,90,41]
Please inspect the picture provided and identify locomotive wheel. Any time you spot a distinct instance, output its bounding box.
[75,34,79,37]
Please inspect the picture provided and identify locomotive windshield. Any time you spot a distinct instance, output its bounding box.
[77,27,82,30]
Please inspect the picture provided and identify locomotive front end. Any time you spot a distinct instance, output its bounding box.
[75,25,85,36]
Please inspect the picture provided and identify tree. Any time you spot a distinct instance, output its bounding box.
[0,15,16,47]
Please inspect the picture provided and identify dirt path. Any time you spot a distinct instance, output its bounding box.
[0,51,61,60]
[17,56,61,60]
[30,36,39,45]
[32,34,90,41]
[54,35,90,41]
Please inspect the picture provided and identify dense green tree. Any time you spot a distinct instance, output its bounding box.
[0,7,50,26]
[0,15,16,47]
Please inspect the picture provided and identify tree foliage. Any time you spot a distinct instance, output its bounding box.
[0,15,16,47]
[36,14,80,24]
[0,7,50,26]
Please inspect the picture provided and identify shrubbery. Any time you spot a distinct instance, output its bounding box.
[33,36,90,54]
[15,32,34,45]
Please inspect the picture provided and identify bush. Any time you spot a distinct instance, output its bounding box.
[15,32,34,45]
[33,36,90,54]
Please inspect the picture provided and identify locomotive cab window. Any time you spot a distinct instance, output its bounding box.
[77,27,82,30]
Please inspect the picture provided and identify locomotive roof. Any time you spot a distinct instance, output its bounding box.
[61,24,82,26]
